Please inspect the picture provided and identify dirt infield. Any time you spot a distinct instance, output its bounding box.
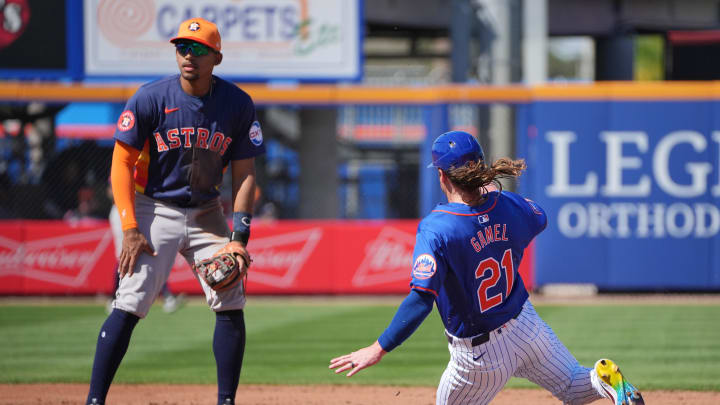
[1,384,718,405]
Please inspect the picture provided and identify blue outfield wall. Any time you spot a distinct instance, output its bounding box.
[517,100,720,290]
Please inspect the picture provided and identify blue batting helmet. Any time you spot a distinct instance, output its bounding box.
[427,131,484,170]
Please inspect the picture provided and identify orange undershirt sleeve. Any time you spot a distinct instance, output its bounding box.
[111,141,141,231]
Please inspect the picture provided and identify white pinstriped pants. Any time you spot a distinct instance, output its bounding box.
[436,300,604,405]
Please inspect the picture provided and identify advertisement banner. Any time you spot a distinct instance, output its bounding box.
[148,221,426,295]
[0,221,116,294]
[520,100,720,290]
[83,0,362,81]
[0,220,423,295]
[0,219,537,295]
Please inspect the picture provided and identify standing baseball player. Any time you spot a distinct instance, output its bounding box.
[330,131,644,405]
[86,18,264,405]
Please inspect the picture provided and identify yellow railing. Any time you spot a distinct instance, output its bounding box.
[2,81,720,104]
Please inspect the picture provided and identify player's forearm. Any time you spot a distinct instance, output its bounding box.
[231,158,257,212]
[232,174,256,214]
[377,289,435,352]
[111,141,140,231]
[230,158,257,245]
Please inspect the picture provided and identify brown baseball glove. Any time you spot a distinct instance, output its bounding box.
[193,252,250,292]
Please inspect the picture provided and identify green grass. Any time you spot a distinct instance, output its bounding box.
[0,299,718,391]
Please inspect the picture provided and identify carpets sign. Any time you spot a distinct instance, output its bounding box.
[83,0,362,81]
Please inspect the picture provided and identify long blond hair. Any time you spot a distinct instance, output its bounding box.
[444,157,527,193]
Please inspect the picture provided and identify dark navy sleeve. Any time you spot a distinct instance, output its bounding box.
[114,87,156,151]
[409,223,446,297]
[377,289,435,352]
[230,94,266,160]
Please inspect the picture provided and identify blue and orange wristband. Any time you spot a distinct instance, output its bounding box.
[230,211,252,246]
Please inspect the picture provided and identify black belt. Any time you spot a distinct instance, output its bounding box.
[168,200,203,208]
[446,307,522,347]
[163,198,214,208]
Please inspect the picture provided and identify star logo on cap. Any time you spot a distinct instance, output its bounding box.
[188,22,200,31]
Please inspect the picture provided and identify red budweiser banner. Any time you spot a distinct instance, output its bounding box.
[0,220,534,295]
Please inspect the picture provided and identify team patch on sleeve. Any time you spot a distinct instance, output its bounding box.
[117,110,135,132]
[524,198,543,215]
[249,121,263,146]
[412,254,437,279]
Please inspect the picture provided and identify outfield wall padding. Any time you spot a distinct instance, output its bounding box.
[0,219,536,295]
[517,100,720,290]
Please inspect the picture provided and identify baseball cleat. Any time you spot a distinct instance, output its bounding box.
[162,293,186,314]
[592,359,644,405]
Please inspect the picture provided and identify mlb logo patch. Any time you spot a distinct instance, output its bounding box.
[412,254,436,279]
[478,214,489,224]
[249,121,263,146]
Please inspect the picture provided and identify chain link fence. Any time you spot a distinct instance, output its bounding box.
[1,101,491,221]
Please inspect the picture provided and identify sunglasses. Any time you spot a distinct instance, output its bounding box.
[175,42,211,57]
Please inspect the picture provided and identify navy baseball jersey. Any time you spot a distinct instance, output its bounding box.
[114,74,266,207]
[410,190,547,337]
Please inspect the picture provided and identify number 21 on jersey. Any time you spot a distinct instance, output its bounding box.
[475,248,515,312]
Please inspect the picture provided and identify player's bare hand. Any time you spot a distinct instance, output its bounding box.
[214,241,251,267]
[118,228,155,279]
[329,341,387,377]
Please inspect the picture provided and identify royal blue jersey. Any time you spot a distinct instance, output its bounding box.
[114,74,266,207]
[410,190,547,337]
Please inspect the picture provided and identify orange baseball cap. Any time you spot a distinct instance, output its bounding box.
[170,18,221,52]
